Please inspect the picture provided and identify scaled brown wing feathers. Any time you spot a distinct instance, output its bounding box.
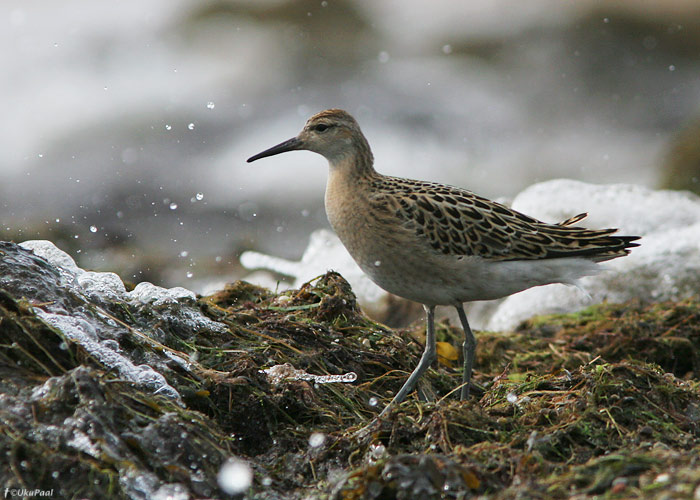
[369,176,640,262]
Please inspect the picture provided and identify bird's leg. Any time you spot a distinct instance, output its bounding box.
[456,305,476,400]
[379,305,436,417]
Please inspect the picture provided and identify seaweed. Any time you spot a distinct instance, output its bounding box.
[1,241,699,498]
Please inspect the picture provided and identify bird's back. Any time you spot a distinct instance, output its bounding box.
[369,174,639,263]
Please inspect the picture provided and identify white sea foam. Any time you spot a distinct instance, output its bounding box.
[241,229,388,316]
[17,240,228,403]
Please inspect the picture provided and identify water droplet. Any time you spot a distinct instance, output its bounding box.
[215,256,222,263]
[603,17,610,23]
[179,251,189,258]
[368,443,386,463]
[169,202,178,210]
[37,153,43,158]
[188,122,195,130]
[442,44,452,55]
[374,260,381,267]
[186,271,193,278]
[196,192,204,200]
[506,392,518,404]
[165,124,172,131]
[378,51,390,63]
[89,226,97,233]
[368,397,378,407]
[262,477,273,486]
[206,101,215,110]
[55,218,60,223]
[308,432,325,448]
[654,473,670,484]
[669,64,676,71]
[217,458,252,495]
[321,0,328,6]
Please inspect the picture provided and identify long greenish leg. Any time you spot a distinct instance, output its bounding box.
[456,305,476,400]
[379,305,436,417]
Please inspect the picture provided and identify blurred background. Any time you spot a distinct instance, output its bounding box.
[2,0,700,291]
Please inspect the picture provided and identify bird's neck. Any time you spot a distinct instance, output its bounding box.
[325,141,379,230]
[326,133,377,181]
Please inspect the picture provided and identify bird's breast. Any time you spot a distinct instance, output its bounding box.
[324,175,373,260]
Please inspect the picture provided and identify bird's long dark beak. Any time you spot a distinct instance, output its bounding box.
[247,137,302,163]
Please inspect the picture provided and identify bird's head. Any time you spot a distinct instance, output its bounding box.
[247,109,369,164]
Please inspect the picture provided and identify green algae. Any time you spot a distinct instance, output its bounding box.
[1,250,699,498]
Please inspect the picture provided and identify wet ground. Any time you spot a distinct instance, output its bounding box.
[0,241,698,499]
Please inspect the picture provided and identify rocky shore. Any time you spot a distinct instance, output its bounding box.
[0,240,698,499]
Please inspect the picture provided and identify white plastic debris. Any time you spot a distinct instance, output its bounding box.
[261,363,357,385]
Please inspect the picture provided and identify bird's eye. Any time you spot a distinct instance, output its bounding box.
[314,124,330,132]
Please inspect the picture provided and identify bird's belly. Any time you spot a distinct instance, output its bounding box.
[333,221,599,306]
[357,252,598,306]
[354,250,496,306]
[331,221,478,305]
[357,254,463,306]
